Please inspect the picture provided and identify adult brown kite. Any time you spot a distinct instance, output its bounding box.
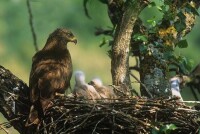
[26,28,77,126]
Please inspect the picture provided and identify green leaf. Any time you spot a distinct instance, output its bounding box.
[148,28,157,34]
[160,5,169,13]
[177,12,186,20]
[167,124,177,130]
[160,124,177,134]
[183,58,194,71]
[186,3,199,16]
[148,2,156,8]
[174,21,186,32]
[99,37,108,47]
[157,6,163,11]
[98,0,108,4]
[139,44,148,53]
[174,12,186,32]
[147,19,157,27]
[176,40,188,48]
[163,52,174,60]
[190,7,199,16]
[176,56,193,74]
[151,128,159,134]
[133,34,148,42]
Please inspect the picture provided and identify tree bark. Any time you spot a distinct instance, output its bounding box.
[0,65,30,133]
[111,0,146,93]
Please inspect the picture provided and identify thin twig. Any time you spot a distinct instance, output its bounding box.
[0,124,9,134]
[26,0,38,52]
[182,101,200,104]
[177,108,199,112]
[111,108,152,127]
[129,72,153,98]
[92,117,105,134]
[64,105,96,133]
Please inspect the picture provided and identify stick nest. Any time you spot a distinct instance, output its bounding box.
[0,65,199,133]
[37,97,200,134]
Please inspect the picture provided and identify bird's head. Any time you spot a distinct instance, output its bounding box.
[74,71,85,84]
[89,78,103,88]
[49,28,77,45]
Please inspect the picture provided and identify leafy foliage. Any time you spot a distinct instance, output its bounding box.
[83,0,200,96]
[152,124,177,134]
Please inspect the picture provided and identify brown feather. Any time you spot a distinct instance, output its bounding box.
[26,28,77,126]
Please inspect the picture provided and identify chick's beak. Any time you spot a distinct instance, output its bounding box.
[88,81,94,85]
[70,37,77,45]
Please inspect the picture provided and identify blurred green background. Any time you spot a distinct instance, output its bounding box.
[0,0,199,133]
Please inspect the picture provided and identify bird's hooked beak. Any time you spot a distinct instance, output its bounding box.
[70,37,77,45]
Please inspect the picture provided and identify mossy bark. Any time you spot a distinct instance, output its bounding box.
[111,0,146,93]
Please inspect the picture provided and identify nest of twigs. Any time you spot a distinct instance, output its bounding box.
[0,65,199,134]
[36,97,200,134]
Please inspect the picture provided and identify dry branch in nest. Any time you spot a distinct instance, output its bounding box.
[0,65,200,134]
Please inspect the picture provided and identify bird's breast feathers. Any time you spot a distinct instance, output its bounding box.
[30,56,72,88]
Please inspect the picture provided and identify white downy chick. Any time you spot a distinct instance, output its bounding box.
[170,77,183,102]
[73,71,101,101]
[89,78,117,101]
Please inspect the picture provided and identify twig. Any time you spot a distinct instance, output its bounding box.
[92,117,105,134]
[129,72,153,98]
[64,105,96,133]
[111,108,152,127]
[177,108,198,112]
[109,85,129,97]
[26,0,38,52]
[0,124,9,134]
[83,0,91,19]
[182,101,200,104]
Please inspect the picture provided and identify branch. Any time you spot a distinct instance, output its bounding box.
[26,0,38,52]
[129,72,152,98]
[0,65,30,133]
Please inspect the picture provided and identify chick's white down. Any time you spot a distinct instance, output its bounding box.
[73,71,101,101]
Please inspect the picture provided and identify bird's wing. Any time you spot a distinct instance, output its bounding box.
[87,85,101,99]
[30,59,71,102]
[93,86,108,99]
[74,84,92,99]
[105,86,117,99]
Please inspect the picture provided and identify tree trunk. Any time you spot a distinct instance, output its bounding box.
[111,0,146,93]
[139,55,170,98]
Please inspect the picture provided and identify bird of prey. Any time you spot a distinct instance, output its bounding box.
[73,71,101,102]
[89,78,117,102]
[26,28,77,126]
